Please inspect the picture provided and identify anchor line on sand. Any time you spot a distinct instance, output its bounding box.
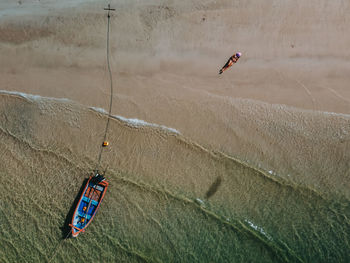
[47,4,115,262]
[95,3,116,173]
[47,230,72,263]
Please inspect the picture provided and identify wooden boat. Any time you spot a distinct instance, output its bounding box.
[69,173,109,237]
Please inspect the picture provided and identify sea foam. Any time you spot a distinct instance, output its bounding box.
[0,90,71,103]
[245,219,272,240]
[90,107,180,135]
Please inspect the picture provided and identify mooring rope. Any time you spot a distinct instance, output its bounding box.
[47,5,115,262]
[47,229,72,263]
[95,3,116,173]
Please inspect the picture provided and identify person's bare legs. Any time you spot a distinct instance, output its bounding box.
[219,60,233,74]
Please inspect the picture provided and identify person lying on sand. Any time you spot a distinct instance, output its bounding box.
[219,52,241,74]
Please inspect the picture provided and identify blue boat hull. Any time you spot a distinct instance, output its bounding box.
[70,174,108,237]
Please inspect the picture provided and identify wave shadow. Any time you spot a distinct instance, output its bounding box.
[205,176,222,199]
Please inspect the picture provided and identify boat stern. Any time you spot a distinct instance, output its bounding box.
[69,224,84,238]
[71,227,79,237]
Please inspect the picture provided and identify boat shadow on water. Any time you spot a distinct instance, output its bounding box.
[60,178,89,239]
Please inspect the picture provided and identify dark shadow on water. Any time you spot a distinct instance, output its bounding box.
[60,178,88,239]
[205,176,222,199]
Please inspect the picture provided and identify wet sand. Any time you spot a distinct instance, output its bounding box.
[0,92,349,262]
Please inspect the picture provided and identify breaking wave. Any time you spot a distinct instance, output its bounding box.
[90,106,180,134]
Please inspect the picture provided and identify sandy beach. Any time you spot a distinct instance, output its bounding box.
[0,1,349,262]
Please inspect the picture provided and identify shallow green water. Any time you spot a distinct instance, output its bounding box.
[0,94,349,263]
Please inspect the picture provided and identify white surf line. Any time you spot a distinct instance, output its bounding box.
[0,90,71,103]
[90,106,108,114]
[326,87,350,103]
[245,219,272,240]
[0,91,180,134]
[195,198,205,206]
[90,107,181,135]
